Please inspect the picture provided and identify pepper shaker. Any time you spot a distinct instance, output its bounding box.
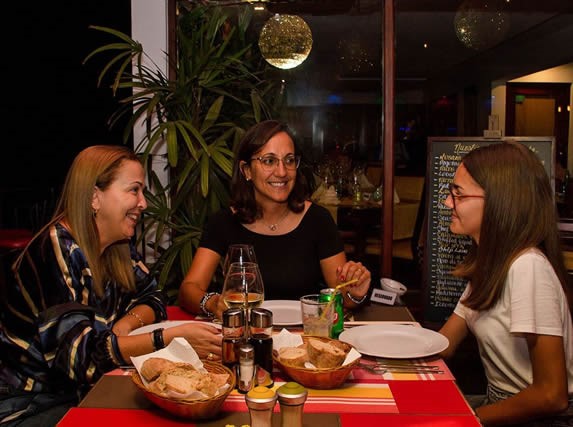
[222,308,245,371]
[248,308,274,387]
[245,385,277,427]
[277,382,308,427]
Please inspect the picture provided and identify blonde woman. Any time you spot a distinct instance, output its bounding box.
[0,145,221,426]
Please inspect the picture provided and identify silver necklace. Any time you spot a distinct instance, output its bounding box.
[263,208,290,231]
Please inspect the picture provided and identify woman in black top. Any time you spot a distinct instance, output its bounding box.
[179,120,371,319]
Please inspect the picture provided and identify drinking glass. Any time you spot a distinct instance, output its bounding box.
[300,294,334,337]
[222,262,265,321]
[223,244,257,276]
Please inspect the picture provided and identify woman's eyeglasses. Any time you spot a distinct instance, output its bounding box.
[448,183,484,208]
[251,154,301,171]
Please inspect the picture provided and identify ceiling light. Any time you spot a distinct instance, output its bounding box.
[258,14,313,69]
[454,0,510,50]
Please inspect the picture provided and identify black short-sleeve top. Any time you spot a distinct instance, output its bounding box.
[200,203,343,300]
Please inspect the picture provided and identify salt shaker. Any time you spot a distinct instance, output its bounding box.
[277,382,308,427]
[237,343,255,394]
[222,308,245,371]
[245,385,277,427]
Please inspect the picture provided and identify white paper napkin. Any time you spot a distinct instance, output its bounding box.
[131,337,207,387]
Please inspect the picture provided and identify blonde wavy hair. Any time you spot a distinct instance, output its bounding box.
[19,145,142,297]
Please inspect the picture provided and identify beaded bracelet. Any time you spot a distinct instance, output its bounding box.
[152,328,165,351]
[199,292,219,317]
[127,311,145,328]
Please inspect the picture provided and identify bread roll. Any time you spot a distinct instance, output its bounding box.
[140,357,178,382]
[307,338,346,368]
[141,358,228,399]
[278,346,308,367]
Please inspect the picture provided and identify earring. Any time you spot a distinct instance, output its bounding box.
[93,209,98,218]
[245,177,251,182]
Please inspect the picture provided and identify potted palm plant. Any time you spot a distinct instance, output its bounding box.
[85,2,281,300]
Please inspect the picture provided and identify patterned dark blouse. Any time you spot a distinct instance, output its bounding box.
[0,223,166,399]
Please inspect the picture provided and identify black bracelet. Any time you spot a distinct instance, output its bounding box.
[152,328,165,351]
[346,291,368,305]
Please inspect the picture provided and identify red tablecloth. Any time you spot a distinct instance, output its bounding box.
[58,407,481,427]
[166,305,194,320]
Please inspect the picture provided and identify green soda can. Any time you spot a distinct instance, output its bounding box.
[319,288,344,339]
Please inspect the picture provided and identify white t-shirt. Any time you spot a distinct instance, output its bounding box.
[454,249,573,396]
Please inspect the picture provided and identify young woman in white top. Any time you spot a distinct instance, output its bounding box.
[439,141,573,426]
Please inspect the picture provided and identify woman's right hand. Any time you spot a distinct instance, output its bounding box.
[164,322,222,360]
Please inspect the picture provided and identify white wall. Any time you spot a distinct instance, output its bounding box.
[131,0,169,184]
[491,63,573,171]
[131,0,170,260]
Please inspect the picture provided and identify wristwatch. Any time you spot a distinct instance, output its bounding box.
[199,292,219,317]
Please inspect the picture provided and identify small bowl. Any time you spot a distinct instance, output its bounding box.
[131,361,235,420]
[380,278,407,296]
[273,336,361,389]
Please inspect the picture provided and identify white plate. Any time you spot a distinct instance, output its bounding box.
[339,324,449,359]
[260,300,302,326]
[128,320,221,336]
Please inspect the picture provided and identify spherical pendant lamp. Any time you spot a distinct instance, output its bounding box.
[454,0,510,50]
[258,14,313,69]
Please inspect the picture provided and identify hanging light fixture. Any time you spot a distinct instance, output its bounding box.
[258,14,313,69]
[454,0,510,50]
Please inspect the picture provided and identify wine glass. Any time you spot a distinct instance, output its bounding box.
[222,262,265,311]
[223,244,257,276]
[222,262,265,336]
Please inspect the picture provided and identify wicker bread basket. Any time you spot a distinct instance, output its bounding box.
[131,360,235,420]
[273,335,361,389]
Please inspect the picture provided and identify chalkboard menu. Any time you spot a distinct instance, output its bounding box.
[424,137,555,323]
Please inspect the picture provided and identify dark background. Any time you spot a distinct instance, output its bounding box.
[2,1,131,229]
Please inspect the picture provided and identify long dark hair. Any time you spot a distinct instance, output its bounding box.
[230,120,307,223]
[453,141,571,311]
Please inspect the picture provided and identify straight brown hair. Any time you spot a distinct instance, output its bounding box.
[453,141,571,311]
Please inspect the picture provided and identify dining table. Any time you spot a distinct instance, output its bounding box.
[57,304,481,427]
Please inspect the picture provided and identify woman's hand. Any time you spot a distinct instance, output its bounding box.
[165,322,222,360]
[337,261,371,300]
[205,293,227,320]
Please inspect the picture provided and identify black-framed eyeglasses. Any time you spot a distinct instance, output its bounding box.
[448,183,484,208]
[251,154,301,171]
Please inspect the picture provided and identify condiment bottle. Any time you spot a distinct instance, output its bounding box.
[352,174,362,204]
[222,308,245,371]
[237,343,255,394]
[245,386,277,427]
[248,308,274,387]
[277,382,308,427]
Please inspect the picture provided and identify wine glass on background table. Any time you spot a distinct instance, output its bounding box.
[223,244,257,276]
[222,262,265,336]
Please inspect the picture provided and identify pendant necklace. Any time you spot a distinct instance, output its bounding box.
[263,208,290,231]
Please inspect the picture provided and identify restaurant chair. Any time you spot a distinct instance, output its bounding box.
[363,176,425,262]
[0,229,33,298]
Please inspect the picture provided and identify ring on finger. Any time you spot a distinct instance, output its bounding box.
[207,352,215,361]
